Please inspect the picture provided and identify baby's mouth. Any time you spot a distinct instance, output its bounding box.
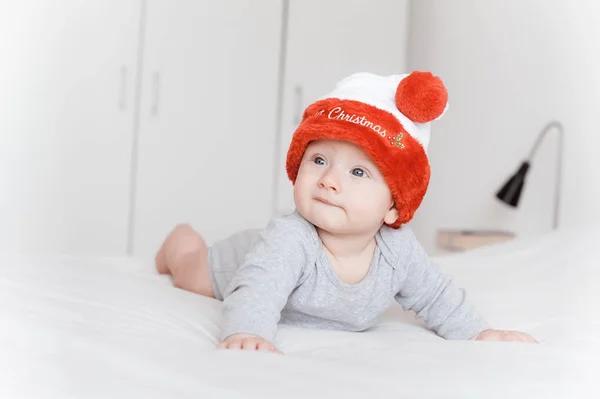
[315,197,339,208]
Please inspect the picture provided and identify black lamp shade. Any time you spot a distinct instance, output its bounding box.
[496,161,530,207]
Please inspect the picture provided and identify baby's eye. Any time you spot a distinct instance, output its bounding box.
[313,156,326,165]
[351,168,366,177]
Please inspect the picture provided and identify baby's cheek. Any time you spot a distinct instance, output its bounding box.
[358,190,388,211]
[293,178,310,202]
[350,199,381,221]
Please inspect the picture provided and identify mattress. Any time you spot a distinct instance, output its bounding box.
[1,224,599,398]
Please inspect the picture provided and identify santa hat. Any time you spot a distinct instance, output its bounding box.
[285,71,448,228]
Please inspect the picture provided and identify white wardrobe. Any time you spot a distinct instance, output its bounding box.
[0,0,409,258]
[131,0,283,256]
[0,1,142,256]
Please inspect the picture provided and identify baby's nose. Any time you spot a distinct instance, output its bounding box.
[318,170,341,192]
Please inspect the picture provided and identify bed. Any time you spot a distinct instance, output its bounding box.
[1,224,599,398]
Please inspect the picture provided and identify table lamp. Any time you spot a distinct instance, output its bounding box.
[495,121,564,229]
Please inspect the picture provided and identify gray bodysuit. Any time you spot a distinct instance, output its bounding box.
[208,211,490,342]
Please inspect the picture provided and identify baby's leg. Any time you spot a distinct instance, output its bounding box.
[155,224,214,297]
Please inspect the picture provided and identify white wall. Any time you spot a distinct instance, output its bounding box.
[408,0,600,254]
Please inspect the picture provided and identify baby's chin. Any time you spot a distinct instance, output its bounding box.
[298,206,362,236]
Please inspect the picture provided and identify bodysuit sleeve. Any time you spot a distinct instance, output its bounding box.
[219,214,314,342]
[392,228,491,340]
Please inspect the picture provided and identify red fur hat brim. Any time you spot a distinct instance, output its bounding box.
[286,99,430,228]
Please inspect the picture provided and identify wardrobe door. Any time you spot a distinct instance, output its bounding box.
[275,0,410,215]
[132,0,282,256]
[0,1,142,255]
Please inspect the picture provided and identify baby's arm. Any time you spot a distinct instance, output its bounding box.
[218,217,310,352]
[394,230,537,342]
[394,254,490,340]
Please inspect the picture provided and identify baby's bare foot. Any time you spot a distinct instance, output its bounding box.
[155,241,170,274]
[155,224,214,297]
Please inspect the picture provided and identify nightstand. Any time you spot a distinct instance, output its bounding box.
[436,229,515,252]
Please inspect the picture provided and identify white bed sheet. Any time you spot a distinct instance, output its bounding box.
[1,224,599,398]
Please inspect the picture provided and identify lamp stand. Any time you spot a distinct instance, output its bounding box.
[526,121,564,229]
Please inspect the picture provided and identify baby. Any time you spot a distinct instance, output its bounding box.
[156,71,538,353]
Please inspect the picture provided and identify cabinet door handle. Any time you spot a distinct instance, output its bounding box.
[151,71,161,116]
[118,65,127,110]
[294,85,303,124]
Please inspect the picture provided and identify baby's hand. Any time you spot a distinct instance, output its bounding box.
[472,329,539,343]
[217,333,281,353]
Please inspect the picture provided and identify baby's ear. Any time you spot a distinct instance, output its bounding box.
[395,71,448,123]
[384,205,399,225]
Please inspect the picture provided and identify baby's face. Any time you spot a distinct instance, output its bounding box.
[294,139,398,235]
